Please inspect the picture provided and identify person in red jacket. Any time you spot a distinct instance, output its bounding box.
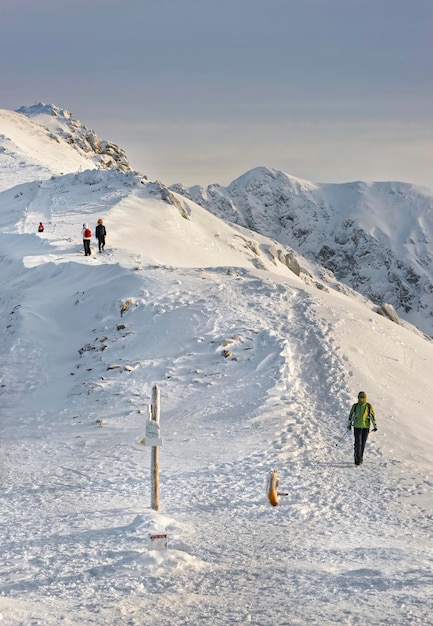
[38,222,44,233]
[82,223,92,256]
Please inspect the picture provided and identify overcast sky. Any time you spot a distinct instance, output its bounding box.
[2,0,432,189]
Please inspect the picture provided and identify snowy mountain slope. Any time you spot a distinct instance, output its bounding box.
[0,171,311,282]
[18,103,132,174]
[0,105,132,194]
[0,107,433,625]
[171,166,433,336]
[0,108,96,191]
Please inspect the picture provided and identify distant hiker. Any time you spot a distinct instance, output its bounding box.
[82,223,92,256]
[38,222,44,233]
[347,391,377,465]
[95,218,106,253]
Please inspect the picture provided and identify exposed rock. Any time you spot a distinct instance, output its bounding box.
[17,103,133,173]
[156,184,191,219]
[377,303,400,324]
[120,299,133,317]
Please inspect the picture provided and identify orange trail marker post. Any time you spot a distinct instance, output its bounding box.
[267,470,288,507]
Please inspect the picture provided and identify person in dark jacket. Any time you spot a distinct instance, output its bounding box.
[95,218,106,252]
[38,222,44,233]
[347,391,377,465]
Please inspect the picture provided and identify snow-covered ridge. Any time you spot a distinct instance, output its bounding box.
[3,102,433,335]
[17,103,132,173]
[171,166,433,335]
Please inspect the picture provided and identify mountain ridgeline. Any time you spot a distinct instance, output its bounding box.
[2,104,433,335]
[170,167,433,336]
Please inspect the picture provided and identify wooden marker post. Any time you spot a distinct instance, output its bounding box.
[151,385,160,511]
[139,385,163,511]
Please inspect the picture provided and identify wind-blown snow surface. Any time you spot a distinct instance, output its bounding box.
[0,110,433,625]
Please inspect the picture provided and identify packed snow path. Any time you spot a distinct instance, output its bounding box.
[1,263,432,625]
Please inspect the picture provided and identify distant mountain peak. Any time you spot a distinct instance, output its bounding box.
[227,166,317,192]
[171,168,433,336]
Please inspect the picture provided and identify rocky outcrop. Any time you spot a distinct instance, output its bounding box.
[377,304,400,324]
[17,103,132,173]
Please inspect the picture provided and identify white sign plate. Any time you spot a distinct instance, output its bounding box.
[148,533,168,550]
[140,420,163,446]
[146,421,160,438]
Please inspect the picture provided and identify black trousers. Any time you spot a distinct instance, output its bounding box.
[97,236,105,251]
[83,239,91,256]
[354,428,369,465]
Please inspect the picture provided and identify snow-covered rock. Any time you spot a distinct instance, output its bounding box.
[16,103,132,173]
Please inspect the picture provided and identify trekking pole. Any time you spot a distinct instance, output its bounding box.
[335,428,351,447]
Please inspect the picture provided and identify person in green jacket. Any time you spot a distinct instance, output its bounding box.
[347,391,377,465]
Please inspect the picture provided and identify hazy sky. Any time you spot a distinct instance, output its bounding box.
[2,0,432,188]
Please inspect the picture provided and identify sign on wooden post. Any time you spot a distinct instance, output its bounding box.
[139,386,163,511]
[150,385,160,511]
[141,419,162,447]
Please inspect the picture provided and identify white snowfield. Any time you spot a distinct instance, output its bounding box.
[0,108,432,626]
